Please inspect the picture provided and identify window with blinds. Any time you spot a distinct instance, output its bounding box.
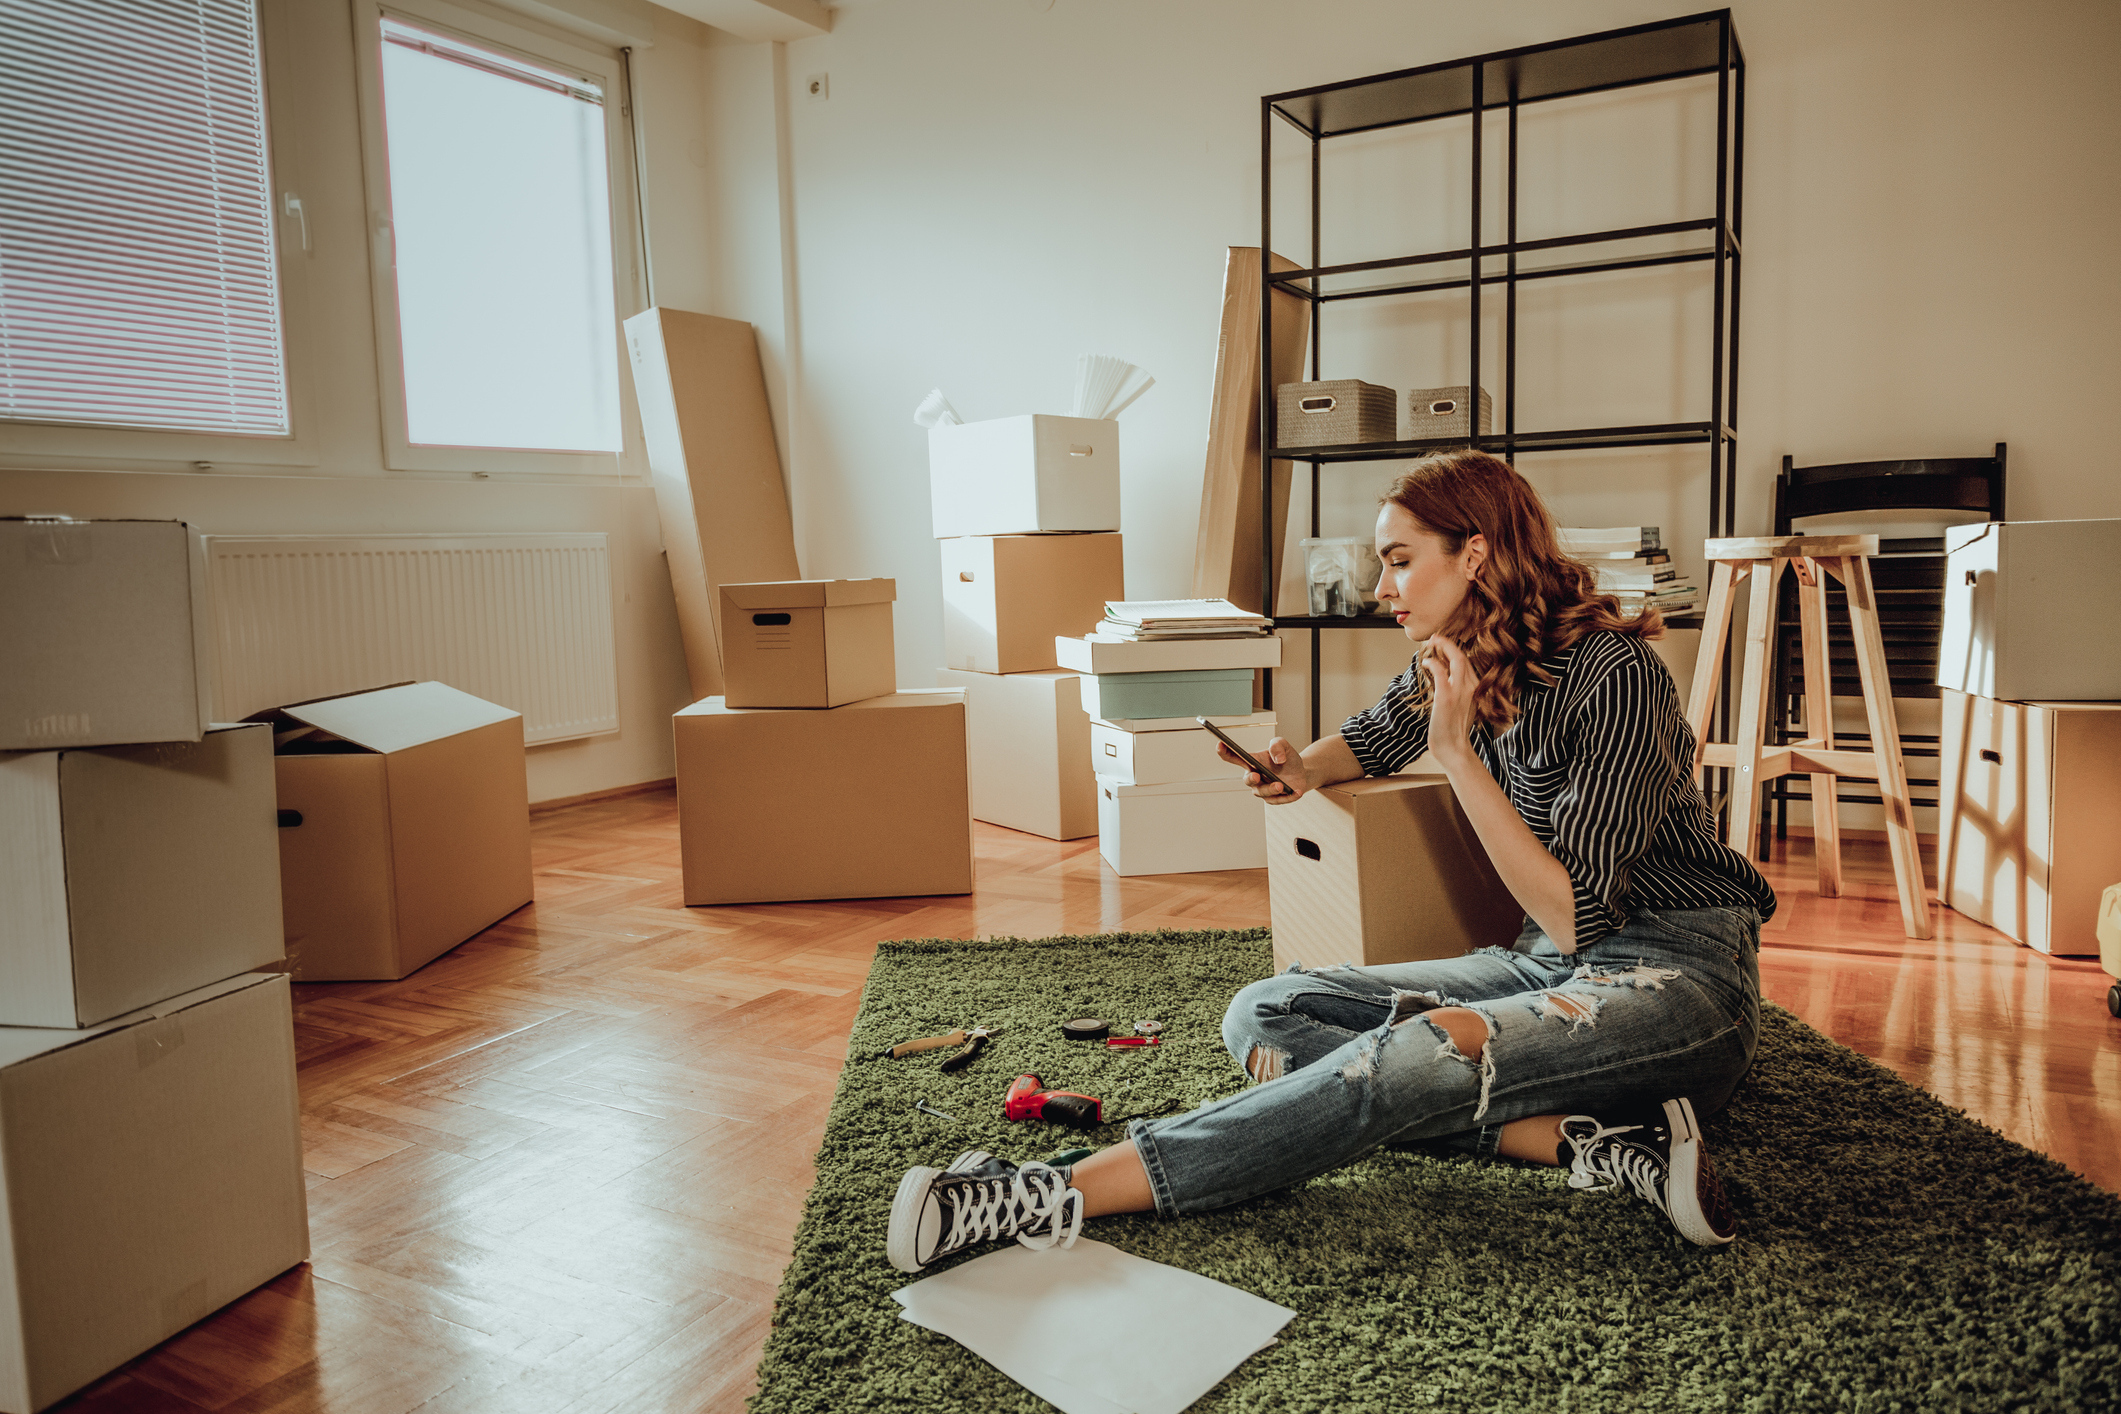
[0,0,290,438]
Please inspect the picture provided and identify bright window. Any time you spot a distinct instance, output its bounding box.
[0,0,289,437]
[375,16,623,454]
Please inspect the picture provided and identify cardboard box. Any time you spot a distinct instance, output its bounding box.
[1938,689,2121,956]
[0,517,212,751]
[0,724,284,1029]
[1265,774,1522,972]
[0,973,309,1414]
[677,691,973,903]
[1095,775,1267,876]
[720,579,896,709]
[1940,519,2121,701]
[622,308,803,700]
[253,682,533,981]
[928,415,1121,539]
[1093,710,1277,733]
[1092,720,1275,787]
[938,668,1096,840]
[942,534,1124,675]
[1056,633,1284,675]
[1080,669,1255,723]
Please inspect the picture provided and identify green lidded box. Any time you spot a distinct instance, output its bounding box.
[1079,668,1255,724]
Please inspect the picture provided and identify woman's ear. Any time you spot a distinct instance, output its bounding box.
[1461,533,1489,581]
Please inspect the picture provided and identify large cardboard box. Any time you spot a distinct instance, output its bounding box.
[938,668,1096,840]
[0,724,283,1029]
[1056,633,1284,675]
[1265,774,1521,972]
[1938,689,2121,956]
[720,579,896,709]
[0,517,212,751]
[1095,775,1267,876]
[621,308,803,700]
[928,415,1121,539]
[1092,718,1275,787]
[0,973,309,1414]
[1940,519,2121,701]
[677,691,974,903]
[941,534,1124,675]
[1080,668,1255,723]
[252,682,533,981]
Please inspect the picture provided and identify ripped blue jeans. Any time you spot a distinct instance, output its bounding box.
[1128,906,1761,1217]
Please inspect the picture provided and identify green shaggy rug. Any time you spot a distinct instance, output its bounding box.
[748,929,2121,1413]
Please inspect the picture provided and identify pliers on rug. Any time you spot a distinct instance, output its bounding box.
[878,1026,1002,1068]
[938,1026,1002,1073]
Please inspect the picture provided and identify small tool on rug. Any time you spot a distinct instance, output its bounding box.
[1061,1018,1108,1041]
[881,1025,998,1061]
[1106,1035,1160,1049]
[1003,1073,1103,1127]
[939,1026,1002,1072]
[914,1101,957,1121]
[1131,1020,1164,1035]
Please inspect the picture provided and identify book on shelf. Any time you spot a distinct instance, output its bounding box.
[1575,548,1672,563]
[1558,526,1661,555]
[1594,566,1681,590]
[1100,598,1273,640]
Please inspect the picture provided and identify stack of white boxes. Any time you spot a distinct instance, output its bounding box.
[929,414,1127,841]
[676,578,976,903]
[0,516,309,1414]
[1934,518,2121,957]
[1056,632,1283,876]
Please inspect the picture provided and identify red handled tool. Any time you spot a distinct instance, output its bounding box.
[1003,1073,1103,1128]
[1106,1036,1160,1048]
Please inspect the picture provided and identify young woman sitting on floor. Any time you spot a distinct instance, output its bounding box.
[887,449,1776,1271]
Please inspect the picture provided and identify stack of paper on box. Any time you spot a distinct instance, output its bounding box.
[1057,600,1280,876]
[1,515,310,1412]
[680,578,974,902]
[1560,526,1700,614]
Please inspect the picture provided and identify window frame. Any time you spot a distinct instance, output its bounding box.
[350,0,648,478]
[0,0,322,474]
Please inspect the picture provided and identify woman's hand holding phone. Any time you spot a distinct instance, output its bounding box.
[1216,735,1308,803]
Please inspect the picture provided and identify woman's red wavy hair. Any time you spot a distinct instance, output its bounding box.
[1387,449,1660,732]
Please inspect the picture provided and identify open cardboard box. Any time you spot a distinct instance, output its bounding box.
[0,973,309,1414]
[0,517,213,751]
[927,415,1121,539]
[0,722,284,1029]
[249,682,533,981]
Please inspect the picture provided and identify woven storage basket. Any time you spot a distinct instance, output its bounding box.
[1276,380,1396,448]
[1405,385,1492,441]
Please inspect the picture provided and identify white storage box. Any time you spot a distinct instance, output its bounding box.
[1,723,284,1028]
[939,667,1097,840]
[1092,709,1277,733]
[1096,775,1268,876]
[0,517,213,750]
[1055,634,1283,675]
[1940,519,2121,701]
[0,973,309,1414]
[1092,720,1275,787]
[928,415,1121,539]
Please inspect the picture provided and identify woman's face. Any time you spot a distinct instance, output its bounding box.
[1374,501,1487,644]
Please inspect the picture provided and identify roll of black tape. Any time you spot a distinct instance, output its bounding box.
[1062,1018,1108,1041]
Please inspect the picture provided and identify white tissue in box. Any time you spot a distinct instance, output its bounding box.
[928,415,1120,539]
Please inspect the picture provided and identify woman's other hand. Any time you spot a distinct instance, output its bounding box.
[1423,635,1478,764]
[1218,736,1308,803]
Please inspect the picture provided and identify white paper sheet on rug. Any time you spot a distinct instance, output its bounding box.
[892,1238,1295,1414]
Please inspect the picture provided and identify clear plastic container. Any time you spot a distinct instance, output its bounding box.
[1300,536,1383,617]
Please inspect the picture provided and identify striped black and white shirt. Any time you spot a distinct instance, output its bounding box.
[1338,629,1778,950]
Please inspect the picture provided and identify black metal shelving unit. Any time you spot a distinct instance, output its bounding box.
[1258,9,1745,743]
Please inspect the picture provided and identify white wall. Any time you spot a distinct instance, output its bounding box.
[742,0,2121,797]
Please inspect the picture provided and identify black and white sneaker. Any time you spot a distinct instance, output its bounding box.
[1561,1096,1737,1247]
[887,1158,1083,1272]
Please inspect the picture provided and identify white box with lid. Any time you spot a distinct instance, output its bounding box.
[1939,519,2121,701]
[928,415,1121,539]
[1091,719,1276,788]
[1095,775,1267,876]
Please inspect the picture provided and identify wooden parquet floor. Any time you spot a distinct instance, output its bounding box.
[57,785,2121,1413]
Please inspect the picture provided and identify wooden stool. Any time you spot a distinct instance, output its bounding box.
[1685,534,1932,939]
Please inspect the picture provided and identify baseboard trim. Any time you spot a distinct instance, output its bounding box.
[530,777,677,814]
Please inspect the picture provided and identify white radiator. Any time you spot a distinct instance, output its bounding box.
[201,533,619,745]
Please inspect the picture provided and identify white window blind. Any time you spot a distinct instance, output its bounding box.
[377,16,622,453]
[0,0,288,437]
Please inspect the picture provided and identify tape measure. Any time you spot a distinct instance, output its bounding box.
[1061,1017,1108,1041]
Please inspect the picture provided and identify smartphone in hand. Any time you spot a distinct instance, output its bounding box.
[1197,718,1292,796]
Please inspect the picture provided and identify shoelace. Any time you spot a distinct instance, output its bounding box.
[1565,1119,1669,1212]
[944,1161,1085,1255]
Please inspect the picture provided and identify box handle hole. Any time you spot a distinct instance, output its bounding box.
[1427,400,1457,415]
[1979,749,2002,764]
[1965,570,1977,586]
[753,613,792,626]
[277,809,304,828]
[1298,396,1336,413]
[958,571,975,582]
[1103,743,1118,756]
[1069,444,1094,456]
[1295,837,1321,861]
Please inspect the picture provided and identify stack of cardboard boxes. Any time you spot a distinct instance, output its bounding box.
[929,413,1126,841]
[1055,630,1281,877]
[676,578,975,904]
[0,516,309,1414]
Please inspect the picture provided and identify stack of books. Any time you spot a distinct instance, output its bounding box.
[1557,526,1701,615]
[1095,598,1273,641]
